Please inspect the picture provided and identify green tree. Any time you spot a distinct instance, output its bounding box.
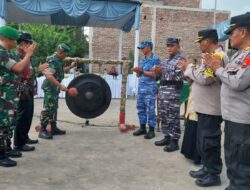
[8,23,89,71]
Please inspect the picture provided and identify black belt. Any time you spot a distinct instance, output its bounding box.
[160,80,183,89]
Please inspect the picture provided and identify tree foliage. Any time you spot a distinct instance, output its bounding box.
[8,23,89,68]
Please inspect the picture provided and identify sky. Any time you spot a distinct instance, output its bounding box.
[201,0,250,16]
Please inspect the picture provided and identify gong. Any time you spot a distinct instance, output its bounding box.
[65,74,111,119]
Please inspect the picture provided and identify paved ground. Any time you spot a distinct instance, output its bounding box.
[0,99,228,190]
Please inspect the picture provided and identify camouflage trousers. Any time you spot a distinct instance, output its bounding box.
[0,87,19,150]
[158,86,181,140]
[137,93,156,128]
[40,89,59,129]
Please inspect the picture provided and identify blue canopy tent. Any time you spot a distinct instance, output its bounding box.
[0,0,142,129]
[0,0,142,72]
[209,19,230,42]
[0,0,141,32]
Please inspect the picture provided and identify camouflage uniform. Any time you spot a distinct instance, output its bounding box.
[158,53,184,140]
[137,53,160,128]
[0,45,19,152]
[40,53,64,130]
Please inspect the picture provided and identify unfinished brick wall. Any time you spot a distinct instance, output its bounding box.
[91,4,229,73]
[155,0,200,8]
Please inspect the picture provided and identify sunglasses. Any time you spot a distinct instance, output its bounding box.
[166,44,175,47]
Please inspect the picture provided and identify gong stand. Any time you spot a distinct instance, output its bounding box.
[65,58,135,132]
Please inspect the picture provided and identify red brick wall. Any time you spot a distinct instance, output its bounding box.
[156,0,200,8]
[154,9,229,61]
[91,5,229,73]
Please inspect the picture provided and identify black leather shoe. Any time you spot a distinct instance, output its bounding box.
[52,127,66,136]
[0,156,17,167]
[155,136,171,146]
[133,128,146,136]
[195,174,221,187]
[14,145,35,152]
[225,185,237,190]
[26,138,39,144]
[164,139,179,152]
[144,130,155,139]
[189,167,208,179]
[39,129,53,140]
[6,149,22,158]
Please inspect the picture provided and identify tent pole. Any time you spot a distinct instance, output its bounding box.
[88,27,93,73]
[151,3,157,50]
[132,29,140,96]
[118,30,123,74]
[0,17,6,26]
[134,29,140,68]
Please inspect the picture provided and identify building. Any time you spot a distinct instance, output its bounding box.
[89,0,230,73]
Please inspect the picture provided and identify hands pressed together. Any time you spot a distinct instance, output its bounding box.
[202,53,223,72]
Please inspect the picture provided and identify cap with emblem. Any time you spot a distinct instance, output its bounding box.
[224,12,250,35]
[137,41,153,49]
[166,38,180,45]
[17,32,33,44]
[57,43,71,55]
[0,26,20,40]
[195,29,218,43]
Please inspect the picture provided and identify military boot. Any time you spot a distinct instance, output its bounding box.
[39,127,53,140]
[225,185,237,190]
[164,139,179,152]
[0,141,17,167]
[189,167,208,179]
[0,155,17,167]
[52,125,66,136]
[144,127,155,139]
[155,135,171,146]
[133,124,147,136]
[195,174,221,187]
[6,138,22,158]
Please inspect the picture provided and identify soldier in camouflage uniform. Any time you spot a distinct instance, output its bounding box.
[39,43,75,140]
[133,41,160,139]
[0,26,36,167]
[154,38,184,152]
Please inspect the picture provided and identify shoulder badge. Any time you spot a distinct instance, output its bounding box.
[241,56,250,68]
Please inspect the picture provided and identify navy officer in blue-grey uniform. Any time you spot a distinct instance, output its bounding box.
[153,38,185,152]
[203,12,250,190]
[133,41,160,139]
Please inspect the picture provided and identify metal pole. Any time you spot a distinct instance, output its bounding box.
[0,17,6,26]
[88,27,93,73]
[213,0,217,27]
[151,1,157,50]
[132,29,140,96]
[118,30,123,74]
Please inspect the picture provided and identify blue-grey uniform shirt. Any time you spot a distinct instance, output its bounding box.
[138,53,160,95]
[161,53,184,81]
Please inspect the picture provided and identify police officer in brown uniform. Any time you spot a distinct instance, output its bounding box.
[204,12,250,190]
[178,29,229,187]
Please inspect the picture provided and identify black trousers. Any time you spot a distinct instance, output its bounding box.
[197,113,223,175]
[181,119,201,164]
[224,120,250,190]
[14,98,34,147]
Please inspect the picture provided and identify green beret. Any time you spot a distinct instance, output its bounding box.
[0,26,20,40]
[57,43,70,55]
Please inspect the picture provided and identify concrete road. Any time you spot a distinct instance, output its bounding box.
[0,99,228,190]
